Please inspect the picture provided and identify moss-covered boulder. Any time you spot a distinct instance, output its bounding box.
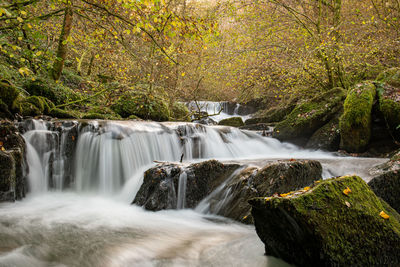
[170,102,190,121]
[273,87,345,144]
[250,175,400,266]
[376,82,400,140]
[245,102,296,125]
[339,82,376,152]
[218,117,244,127]
[49,108,78,119]
[23,78,78,105]
[376,67,400,87]
[112,90,170,121]
[306,117,341,151]
[82,106,121,120]
[0,80,19,109]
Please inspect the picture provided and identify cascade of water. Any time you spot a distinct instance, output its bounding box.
[177,171,188,209]
[22,120,336,198]
[186,101,251,122]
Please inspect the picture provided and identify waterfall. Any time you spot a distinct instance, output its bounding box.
[22,119,338,198]
[186,101,252,122]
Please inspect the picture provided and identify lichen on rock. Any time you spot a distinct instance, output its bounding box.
[249,175,400,266]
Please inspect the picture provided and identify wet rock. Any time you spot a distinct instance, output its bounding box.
[132,160,240,210]
[376,82,400,140]
[249,175,400,266]
[218,117,244,127]
[134,159,322,225]
[0,120,27,201]
[209,160,322,223]
[306,117,340,151]
[273,88,345,146]
[339,82,376,152]
[368,151,400,213]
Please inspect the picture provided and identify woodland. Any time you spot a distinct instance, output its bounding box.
[0,0,398,122]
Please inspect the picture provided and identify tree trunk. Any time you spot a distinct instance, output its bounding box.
[52,5,73,81]
[87,52,95,76]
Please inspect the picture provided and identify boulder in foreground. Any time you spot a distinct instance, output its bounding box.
[250,175,400,266]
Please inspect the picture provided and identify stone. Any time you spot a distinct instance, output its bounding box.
[339,82,376,152]
[250,175,400,266]
[218,117,244,127]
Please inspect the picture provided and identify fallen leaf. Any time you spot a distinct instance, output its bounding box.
[303,186,311,191]
[280,193,291,197]
[343,187,351,196]
[1,147,5,151]
[345,201,351,208]
[379,211,390,220]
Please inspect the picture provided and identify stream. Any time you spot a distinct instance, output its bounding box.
[0,119,387,267]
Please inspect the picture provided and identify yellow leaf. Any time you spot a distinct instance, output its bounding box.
[36,51,42,56]
[343,187,351,196]
[18,37,23,41]
[181,72,185,77]
[280,193,290,197]
[379,211,390,220]
[1,147,5,151]
[20,11,27,16]
[303,186,311,191]
[17,17,23,23]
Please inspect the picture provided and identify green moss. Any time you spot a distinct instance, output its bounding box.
[250,175,400,266]
[26,96,45,113]
[273,87,345,141]
[49,108,78,119]
[23,78,79,105]
[170,102,190,121]
[218,117,244,127]
[0,81,19,109]
[112,89,170,121]
[81,113,108,120]
[245,99,297,125]
[127,114,141,120]
[376,68,400,87]
[339,81,376,152]
[17,101,41,117]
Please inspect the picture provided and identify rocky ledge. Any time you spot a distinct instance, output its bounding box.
[133,159,322,224]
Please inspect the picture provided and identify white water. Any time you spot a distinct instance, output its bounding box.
[186,101,251,122]
[0,119,387,267]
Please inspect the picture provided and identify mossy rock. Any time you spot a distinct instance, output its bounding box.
[170,102,190,121]
[306,117,341,151]
[85,106,122,120]
[273,88,345,144]
[218,117,244,127]
[49,108,78,119]
[112,89,170,121]
[0,81,19,109]
[23,78,79,105]
[376,68,400,87]
[376,83,400,140]
[339,82,376,152]
[245,100,297,125]
[26,96,45,113]
[127,114,141,120]
[16,101,42,117]
[250,175,400,266]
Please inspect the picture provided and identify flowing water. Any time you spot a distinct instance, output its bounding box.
[0,119,387,267]
[186,101,252,123]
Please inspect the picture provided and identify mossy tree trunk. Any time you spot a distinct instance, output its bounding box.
[52,3,73,81]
